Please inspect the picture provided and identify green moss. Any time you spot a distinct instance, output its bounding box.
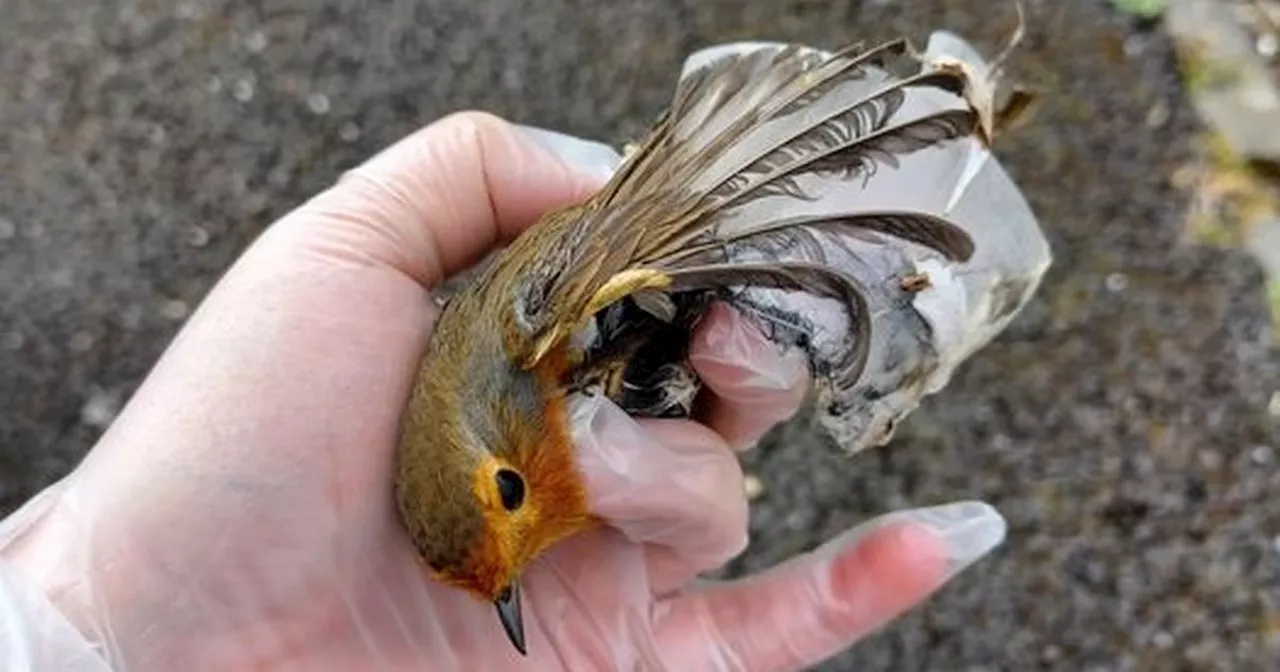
[1188,212,1243,248]
[1182,132,1280,251]
[1111,0,1168,19]
[1175,40,1247,94]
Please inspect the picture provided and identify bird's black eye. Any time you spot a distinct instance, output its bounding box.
[495,468,526,511]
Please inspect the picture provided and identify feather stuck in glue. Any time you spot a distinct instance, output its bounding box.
[437,21,1052,455]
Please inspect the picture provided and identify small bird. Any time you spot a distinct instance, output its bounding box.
[394,15,1038,657]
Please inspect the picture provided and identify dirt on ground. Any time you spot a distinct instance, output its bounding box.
[2,0,1278,669]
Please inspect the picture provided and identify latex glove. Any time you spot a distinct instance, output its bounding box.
[0,111,1006,671]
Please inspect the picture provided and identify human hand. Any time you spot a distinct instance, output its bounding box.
[0,111,1006,671]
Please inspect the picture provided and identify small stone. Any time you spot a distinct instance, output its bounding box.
[0,217,15,240]
[0,331,23,350]
[1198,448,1222,470]
[501,66,523,91]
[205,75,223,94]
[1040,644,1062,662]
[1258,33,1278,58]
[1152,630,1175,649]
[267,163,294,187]
[161,299,190,321]
[1123,34,1146,58]
[80,389,121,428]
[48,267,74,288]
[232,78,255,103]
[243,30,268,53]
[744,474,764,500]
[25,221,45,240]
[185,225,210,248]
[1272,535,1280,554]
[68,331,94,353]
[28,59,50,83]
[1145,100,1171,128]
[147,123,167,145]
[1105,272,1128,292]
[119,305,144,330]
[100,58,122,79]
[176,2,198,19]
[339,121,361,142]
[306,92,330,115]
[1251,445,1274,465]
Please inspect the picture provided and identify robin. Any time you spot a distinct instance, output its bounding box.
[395,17,1037,656]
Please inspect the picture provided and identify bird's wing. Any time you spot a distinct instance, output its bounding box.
[509,36,1011,391]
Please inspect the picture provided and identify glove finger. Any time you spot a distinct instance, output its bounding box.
[514,125,622,182]
[688,302,809,451]
[569,393,749,575]
[654,501,1006,672]
[529,527,659,666]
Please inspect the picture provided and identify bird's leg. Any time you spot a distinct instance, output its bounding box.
[566,337,648,398]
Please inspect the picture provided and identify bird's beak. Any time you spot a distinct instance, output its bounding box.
[494,583,527,656]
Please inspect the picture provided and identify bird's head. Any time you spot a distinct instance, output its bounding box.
[394,292,595,655]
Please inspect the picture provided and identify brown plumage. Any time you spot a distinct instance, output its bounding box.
[395,22,1030,656]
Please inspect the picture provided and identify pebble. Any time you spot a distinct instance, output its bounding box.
[185,225,210,248]
[27,59,50,83]
[0,332,23,351]
[48,267,74,288]
[0,217,15,240]
[68,331,94,353]
[80,389,121,428]
[1258,33,1278,58]
[306,92,331,115]
[232,78,255,103]
[147,123,167,145]
[119,305,144,330]
[243,30,268,54]
[267,164,291,188]
[160,299,190,321]
[339,121,361,142]
[744,473,764,500]
[1145,99,1171,128]
[1124,34,1147,58]
[1105,272,1129,292]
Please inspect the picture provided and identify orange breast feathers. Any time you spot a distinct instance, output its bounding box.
[458,343,600,596]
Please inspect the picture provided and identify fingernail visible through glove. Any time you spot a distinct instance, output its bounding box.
[515,124,622,182]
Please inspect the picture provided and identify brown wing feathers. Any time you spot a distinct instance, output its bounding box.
[620,44,979,265]
[522,37,989,389]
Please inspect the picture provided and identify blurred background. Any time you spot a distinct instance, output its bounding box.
[2,0,1278,669]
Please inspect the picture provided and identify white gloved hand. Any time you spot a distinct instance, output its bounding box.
[0,112,1005,671]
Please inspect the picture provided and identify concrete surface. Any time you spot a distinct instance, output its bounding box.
[2,0,1278,669]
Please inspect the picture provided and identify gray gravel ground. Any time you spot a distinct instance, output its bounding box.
[3,0,1279,669]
